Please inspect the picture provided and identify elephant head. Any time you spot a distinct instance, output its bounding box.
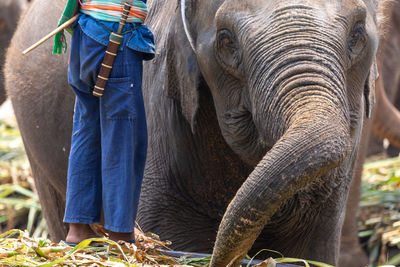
[160,0,384,265]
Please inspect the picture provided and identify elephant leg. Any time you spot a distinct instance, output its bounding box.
[339,120,371,267]
[372,77,400,148]
[26,149,67,241]
[366,135,384,157]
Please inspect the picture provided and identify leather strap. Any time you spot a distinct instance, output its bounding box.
[93,2,132,97]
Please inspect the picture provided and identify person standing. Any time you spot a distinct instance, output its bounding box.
[53,0,155,244]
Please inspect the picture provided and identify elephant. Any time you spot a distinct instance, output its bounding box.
[0,0,30,106]
[5,0,72,241]
[340,1,400,266]
[5,0,392,266]
[372,0,400,156]
[366,0,400,158]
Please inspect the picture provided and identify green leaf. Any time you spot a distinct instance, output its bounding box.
[305,259,335,267]
[35,247,49,259]
[11,185,38,200]
[179,255,211,266]
[0,186,14,199]
[38,239,48,247]
[274,257,334,267]
[0,229,23,240]
[384,252,400,265]
[275,257,310,267]
[108,257,132,266]
[369,244,380,266]
[359,230,374,238]
[0,198,41,210]
[27,207,38,234]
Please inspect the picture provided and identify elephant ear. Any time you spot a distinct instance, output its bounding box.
[162,1,201,132]
[364,60,378,118]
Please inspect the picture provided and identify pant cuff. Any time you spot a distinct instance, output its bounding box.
[104,224,134,233]
[63,217,100,224]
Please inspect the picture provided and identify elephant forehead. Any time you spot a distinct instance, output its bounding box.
[215,0,368,24]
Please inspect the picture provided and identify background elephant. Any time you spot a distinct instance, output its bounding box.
[372,0,400,149]
[340,1,400,266]
[0,0,30,106]
[366,0,400,158]
[5,0,391,266]
[5,0,72,241]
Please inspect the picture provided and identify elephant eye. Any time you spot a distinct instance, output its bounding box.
[215,29,243,78]
[217,29,237,50]
[347,22,367,63]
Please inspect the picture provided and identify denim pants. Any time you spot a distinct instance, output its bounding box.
[64,21,147,233]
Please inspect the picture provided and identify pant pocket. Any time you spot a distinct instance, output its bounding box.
[101,77,137,120]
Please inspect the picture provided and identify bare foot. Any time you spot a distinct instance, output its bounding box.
[106,227,144,243]
[107,230,135,242]
[66,223,97,244]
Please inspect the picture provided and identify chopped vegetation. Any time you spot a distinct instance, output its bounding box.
[0,118,400,266]
[0,228,179,266]
[359,156,400,266]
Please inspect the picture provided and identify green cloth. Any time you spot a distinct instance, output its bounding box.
[53,0,80,55]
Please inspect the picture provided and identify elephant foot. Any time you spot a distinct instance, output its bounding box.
[339,241,368,267]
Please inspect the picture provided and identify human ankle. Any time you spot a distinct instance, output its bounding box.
[66,223,97,243]
[107,230,134,242]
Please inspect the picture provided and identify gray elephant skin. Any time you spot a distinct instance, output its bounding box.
[5,0,390,266]
[0,0,30,105]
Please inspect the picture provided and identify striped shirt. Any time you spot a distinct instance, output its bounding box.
[80,0,148,23]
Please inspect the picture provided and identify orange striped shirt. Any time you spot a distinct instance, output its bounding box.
[80,0,148,23]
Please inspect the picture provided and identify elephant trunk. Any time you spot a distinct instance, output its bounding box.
[209,8,353,265]
[210,96,350,266]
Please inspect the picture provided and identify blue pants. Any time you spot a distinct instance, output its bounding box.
[64,21,147,233]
